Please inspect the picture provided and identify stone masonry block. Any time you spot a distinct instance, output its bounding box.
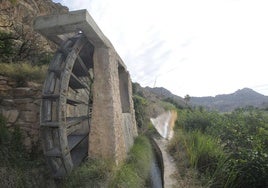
[2,109,19,123]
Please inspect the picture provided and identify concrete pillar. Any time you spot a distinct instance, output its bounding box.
[89,47,127,163]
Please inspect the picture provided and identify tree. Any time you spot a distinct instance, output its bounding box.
[184,94,191,106]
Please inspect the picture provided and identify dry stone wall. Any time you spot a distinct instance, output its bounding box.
[0,75,42,150]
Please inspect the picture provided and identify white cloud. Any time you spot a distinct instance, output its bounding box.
[53,0,268,96]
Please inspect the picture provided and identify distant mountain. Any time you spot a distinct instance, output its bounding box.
[133,84,268,112]
[190,88,268,112]
[132,83,186,118]
[144,86,186,108]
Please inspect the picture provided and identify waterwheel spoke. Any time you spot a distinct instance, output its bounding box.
[72,55,91,77]
[69,73,90,91]
[41,34,93,178]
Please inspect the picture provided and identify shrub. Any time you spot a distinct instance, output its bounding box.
[0,63,47,85]
[0,31,14,61]
[175,109,214,133]
[172,108,268,188]
[133,95,148,130]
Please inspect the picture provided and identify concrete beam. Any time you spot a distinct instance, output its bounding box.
[34,9,128,69]
[34,9,113,48]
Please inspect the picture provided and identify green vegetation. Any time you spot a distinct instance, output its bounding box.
[62,136,153,188]
[133,95,149,130]
[8,0,17,4]
[0,27,53,64]
[163,97,184,109]
[0,31,14,60]
[110,136,153,188]
[1,112,153,187]
[169,108,268,188]
[0,63,47,85]
[62,159,113,187]
[0,114,52,188]
[159,100,177,111]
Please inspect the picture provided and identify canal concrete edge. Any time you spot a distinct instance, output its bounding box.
[153,137,180,188]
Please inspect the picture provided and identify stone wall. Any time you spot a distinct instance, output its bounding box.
[0,75,42,150]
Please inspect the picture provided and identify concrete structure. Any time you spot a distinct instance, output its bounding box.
[150,110,177,140]
[34,9,137,177]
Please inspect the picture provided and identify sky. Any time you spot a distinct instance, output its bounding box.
[53,0,268,97]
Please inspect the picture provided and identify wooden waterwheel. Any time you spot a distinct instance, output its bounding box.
[40,33,94,178]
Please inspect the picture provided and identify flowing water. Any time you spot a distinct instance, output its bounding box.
[149,153,163,188]
[149,139,164,188]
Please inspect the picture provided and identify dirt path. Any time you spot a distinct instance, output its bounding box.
[154,137,202,188]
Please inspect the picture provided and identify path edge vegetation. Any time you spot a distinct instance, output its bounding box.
[168,107,268,188]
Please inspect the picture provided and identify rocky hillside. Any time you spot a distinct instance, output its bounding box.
[190,88,268,112]
[132,83,186,118]
[134,84,268,112]
[0,0,68,63]
[142,86,186,109]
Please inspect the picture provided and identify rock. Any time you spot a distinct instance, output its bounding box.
[0,75,8,80]
[17,101,38,111]
[19,111,37,123]
[0,80,7,85]
[0,85,11,91]
[7,80,17,87]
[12,88,35,97]
[14,98,34,104]
[1,99,15,106]
[0,0,69,56]
[1,110,19,123]
[23,136,32,151]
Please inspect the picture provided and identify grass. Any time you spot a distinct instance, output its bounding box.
[0,62,47,86]
[110,135,153,188]
[62,135,154,188]
[168,129,226,187]
[0,114,53,188]
[1,115,154,187]
[167,130,202,187]
[62,159,114,188]
[187,131,225,174]
[170,108,268,188]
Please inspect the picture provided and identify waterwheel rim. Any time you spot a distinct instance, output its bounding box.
[40,33,94,178]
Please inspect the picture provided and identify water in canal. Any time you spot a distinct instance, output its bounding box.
[149,143,163,188]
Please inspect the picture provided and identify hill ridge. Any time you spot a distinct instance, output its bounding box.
[190,87,268,112]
